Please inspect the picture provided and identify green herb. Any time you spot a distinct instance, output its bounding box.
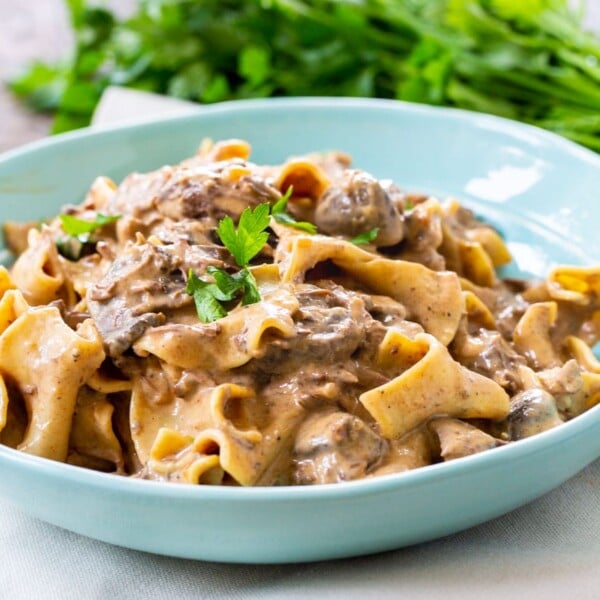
[55,237,87,261]
[207,266,261,306]
[8,1,600,151]
[271,187,317,234]
[351,228,379,245]
[185,270,228,323]
[185,265,261,323]
[187,203,271,322]
[59,213,120,237]
[57,212,120,260]
[216,203,270,268]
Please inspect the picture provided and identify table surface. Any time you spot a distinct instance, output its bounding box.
[1,2,600,599]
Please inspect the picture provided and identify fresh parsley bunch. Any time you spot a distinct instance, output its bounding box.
[9,0,600,151]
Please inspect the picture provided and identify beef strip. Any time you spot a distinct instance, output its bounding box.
[252,283,375,374]
[246,282,389,420]
[472,280,530,340]
[260,365,360,413]
[87,240,226,356]
[107,160,281,245]
[453,328,527,394]
[292,411,388,484]
[159,163,280,222]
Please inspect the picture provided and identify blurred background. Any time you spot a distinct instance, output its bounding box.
[1,0,133,151]
[0,0,600,151]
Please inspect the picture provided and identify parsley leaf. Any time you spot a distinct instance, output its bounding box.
[271,185,293,216]
[217,203,270,267]
[188,193,318,324]
[187,266,262,323]
[206,266,244,300]
[273,212,317,233]
[185,269,228,323]
[10,1,600,151]
[55,237,87,261]
[60,213,120,237]
[351,227,379,245]
[188,203,270,322]
[207,266,260,305]
[238,269,261,305]
[271,186,317,234]
[57,212,120,260]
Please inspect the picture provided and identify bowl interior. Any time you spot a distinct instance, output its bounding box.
[1,98,598,272]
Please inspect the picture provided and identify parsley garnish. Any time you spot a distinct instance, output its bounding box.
[187,204,270,323]
[185,270,229,323]
[216,203,270,267]
[271,186,317,234]
[187,196,319,322]
[57,212,120,260]
[207,266,261,306]
[351,227,379,246]
[60,213,120,238]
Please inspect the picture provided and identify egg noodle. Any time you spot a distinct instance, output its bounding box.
[1,139,599,485]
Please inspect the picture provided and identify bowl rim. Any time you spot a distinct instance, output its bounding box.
[1,97,599,168]
[0,96,599,502]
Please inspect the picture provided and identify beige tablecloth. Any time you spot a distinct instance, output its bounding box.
[1,88,599,599]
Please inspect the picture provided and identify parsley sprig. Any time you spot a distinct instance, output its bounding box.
[187,193,318,322]
[351,227,379,246]
[271,187,317,234]
[186,266,261,323]
[186,204,268,323]
[60,213,120,238]
[10,1,600,152]
[216,203,270,266]
[57,212,120,260]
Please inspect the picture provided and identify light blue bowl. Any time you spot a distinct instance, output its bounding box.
[0,98,598,563]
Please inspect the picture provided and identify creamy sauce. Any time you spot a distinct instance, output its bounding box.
[1,138,599,486]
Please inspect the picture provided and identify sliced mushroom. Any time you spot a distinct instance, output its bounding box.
[508,389,563,440]
[293,411,387,484]
[315,170,404,246]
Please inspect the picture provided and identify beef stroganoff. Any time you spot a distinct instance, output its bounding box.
[1,138,599,486]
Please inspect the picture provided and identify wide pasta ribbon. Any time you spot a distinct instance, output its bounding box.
[138,382,304,485]
[547,266,600,306]
[276,233,464,345]
[439,198,511,287]
[68,387,124,472]
[10,228,74,306]
[360,332,509,438]
[513,302,560,369]
[0,307,104,461]
[0,309,105,461]
[133,285,298,370]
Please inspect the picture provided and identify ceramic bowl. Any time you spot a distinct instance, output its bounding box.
[0,98,598,563]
